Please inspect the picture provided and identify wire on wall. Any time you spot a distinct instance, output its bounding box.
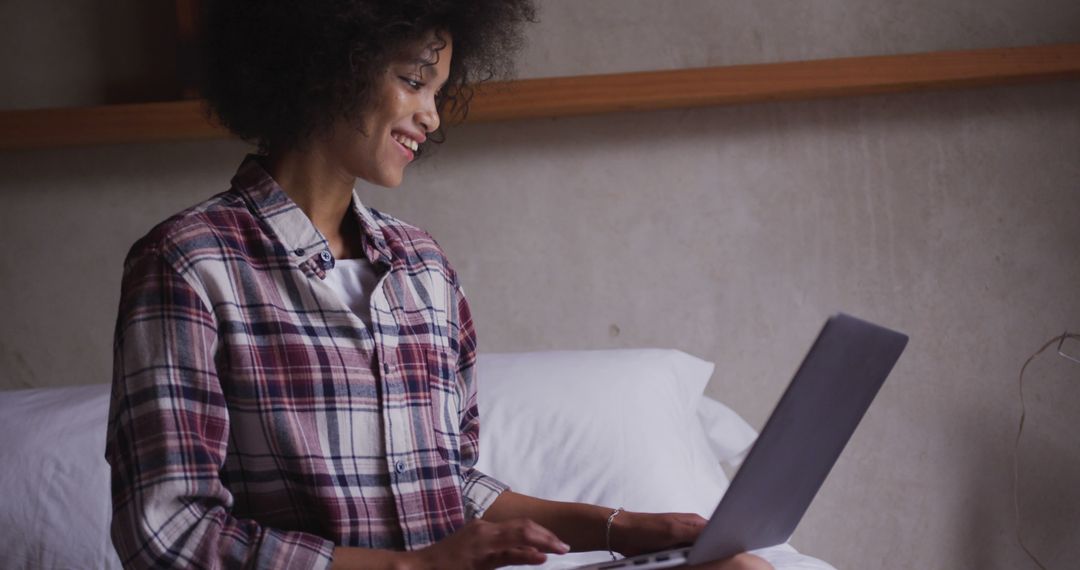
[1013,331,1080,570]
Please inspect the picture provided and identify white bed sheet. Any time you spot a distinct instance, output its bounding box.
[0,384,122,569]
[505,543,836,570]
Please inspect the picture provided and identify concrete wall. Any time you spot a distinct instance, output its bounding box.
[2,1,1079,568]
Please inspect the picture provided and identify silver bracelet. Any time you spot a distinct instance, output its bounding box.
[605,507,623,560]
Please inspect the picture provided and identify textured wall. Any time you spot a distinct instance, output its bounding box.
[0,0,179,109]
[2,1,1079,568]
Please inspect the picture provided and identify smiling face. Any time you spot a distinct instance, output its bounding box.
[325,32,452,188]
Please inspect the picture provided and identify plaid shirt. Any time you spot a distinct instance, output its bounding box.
[106,155,508,569]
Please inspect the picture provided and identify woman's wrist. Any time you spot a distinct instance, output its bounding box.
[393,550,427,570]
[607,508,637,555]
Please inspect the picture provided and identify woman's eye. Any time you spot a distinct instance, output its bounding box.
[402,77,423,90]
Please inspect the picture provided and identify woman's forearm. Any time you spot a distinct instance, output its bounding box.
[331,546,418,570]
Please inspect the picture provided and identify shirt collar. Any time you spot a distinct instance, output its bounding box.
[230,154,394,269]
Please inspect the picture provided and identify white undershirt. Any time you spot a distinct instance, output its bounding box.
[322,257,382,330]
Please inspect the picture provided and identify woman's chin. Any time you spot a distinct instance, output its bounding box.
[370,173,405,189]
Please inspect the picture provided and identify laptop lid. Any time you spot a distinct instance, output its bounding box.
[686,313,908,565]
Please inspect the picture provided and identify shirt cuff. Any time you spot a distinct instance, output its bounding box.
[461,468,511,520]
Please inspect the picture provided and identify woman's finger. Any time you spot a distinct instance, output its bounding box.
[506,519,570,553]
[670,513,708,542]
[485,545,548,568]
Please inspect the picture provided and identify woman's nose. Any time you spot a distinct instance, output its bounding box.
[417,94,440,134]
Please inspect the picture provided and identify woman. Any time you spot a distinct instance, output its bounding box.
[106,2,772,569]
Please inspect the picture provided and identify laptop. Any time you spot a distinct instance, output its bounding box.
[576,313,908,569]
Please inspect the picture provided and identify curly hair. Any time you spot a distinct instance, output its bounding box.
[200,0,537,154]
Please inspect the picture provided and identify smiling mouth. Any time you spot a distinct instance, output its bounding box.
[392,132,420,152]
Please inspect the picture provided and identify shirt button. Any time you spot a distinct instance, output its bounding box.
[383,362,390,374]
[395,460,406,474]
[319,250,333,262]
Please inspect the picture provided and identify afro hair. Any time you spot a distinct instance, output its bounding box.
[200,0,537,154]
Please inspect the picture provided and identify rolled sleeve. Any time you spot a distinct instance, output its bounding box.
[460,468,511,521]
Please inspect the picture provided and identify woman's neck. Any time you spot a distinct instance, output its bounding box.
[264,147,364,259]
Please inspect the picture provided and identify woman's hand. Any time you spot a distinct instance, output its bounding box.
[404,518,570,570]
[610,510,708,557]
[608,512,773,570]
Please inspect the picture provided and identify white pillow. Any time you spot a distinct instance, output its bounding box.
[0,384,121,570]
[697,394,759,474]
[475,349,726,517]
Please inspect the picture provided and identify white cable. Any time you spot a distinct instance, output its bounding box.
[1013,332,1079,570]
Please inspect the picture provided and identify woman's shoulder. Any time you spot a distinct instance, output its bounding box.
[366,206,428,241]
[365,206,461,283]
[367,207,445,256]
[124,189,256,269]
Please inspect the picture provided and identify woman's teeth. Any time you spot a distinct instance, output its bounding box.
[393,134,419,151]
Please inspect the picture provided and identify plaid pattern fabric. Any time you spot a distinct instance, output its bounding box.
[106,155,508,569]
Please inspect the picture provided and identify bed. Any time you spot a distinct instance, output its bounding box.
[0,349,835,569]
